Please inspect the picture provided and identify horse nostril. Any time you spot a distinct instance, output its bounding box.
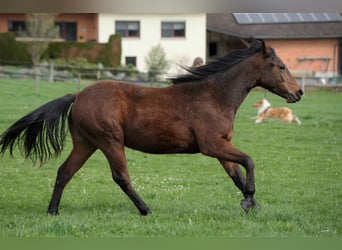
[298,89,304,96]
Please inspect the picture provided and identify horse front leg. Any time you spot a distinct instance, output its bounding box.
[219,160,259,212]
[200,140,258,213]
[219,160,246,192]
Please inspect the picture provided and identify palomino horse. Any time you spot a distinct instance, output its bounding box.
[0,40,303,215]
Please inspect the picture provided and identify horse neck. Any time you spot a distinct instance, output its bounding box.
[212,57,260,111]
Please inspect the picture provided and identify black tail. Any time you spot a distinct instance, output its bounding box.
[0,94,76,164]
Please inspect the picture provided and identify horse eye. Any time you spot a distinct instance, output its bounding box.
[279,66,285,72]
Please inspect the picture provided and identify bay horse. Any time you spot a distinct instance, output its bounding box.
[0,40,303,215]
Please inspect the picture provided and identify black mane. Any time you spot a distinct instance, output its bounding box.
[170,39,265,84]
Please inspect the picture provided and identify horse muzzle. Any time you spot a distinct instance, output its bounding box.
[287,89,303,103]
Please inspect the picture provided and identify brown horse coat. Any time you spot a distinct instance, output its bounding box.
[0,40,303,215]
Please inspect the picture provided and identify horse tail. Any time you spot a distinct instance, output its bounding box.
[0,94,76,164]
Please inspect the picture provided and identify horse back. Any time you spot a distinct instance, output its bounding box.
[71,80,201,154]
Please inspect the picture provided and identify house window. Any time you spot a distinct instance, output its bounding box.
[116,21,140,37]
[8,20,26,34]
[209,42,218,57]
[161,21,185,37]
[125,56,137,67]
[56,22,77,41]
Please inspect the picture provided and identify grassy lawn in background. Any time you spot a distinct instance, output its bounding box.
[0,78,341,237]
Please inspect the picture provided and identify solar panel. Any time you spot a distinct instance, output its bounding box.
[249,13,263,23]
[298,13,315,22]
[273,13,289,23]
[233,13,342,24]
[233,13,251,24]
[286,13,301,22]
[313,13,329,21]
[262,13,276,23]
[326,13,342,20]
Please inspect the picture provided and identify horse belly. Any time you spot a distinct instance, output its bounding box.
[124,125,199,154]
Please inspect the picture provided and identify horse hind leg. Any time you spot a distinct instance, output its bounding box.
[101,142,151,216]
[47,143,96,215]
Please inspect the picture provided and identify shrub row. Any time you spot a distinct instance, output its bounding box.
[0,32,121,67]
[0,32,31,65]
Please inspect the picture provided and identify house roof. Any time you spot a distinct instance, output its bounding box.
[207,13,342,39]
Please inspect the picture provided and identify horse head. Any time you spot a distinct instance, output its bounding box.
[255,40,303,103]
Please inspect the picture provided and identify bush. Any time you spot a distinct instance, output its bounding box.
[44,34,121,68]
[0,32,31,65]
[144,44,170,81]
[0,32,121,68]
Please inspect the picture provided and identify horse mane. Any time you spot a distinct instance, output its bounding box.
[170,39,266,84]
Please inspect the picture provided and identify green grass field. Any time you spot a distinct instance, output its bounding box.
[0,78,341,237]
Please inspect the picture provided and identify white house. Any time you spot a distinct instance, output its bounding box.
[98,13,206,76]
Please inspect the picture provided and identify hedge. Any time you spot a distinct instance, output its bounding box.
[0,32,31,65]
[0,32,121,67]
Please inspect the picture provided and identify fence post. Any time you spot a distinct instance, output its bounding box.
[49,62,54,83]
[77,72,81,91]
[34,64,40,93]
[97,63,103,80]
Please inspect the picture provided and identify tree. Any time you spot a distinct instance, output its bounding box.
[18,13,59,93]
[144,44,170,82]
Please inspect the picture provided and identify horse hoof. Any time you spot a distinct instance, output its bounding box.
[240,199,251,213]
[140,208,152,216]
[47,210,59,216]
[240,198,258,213]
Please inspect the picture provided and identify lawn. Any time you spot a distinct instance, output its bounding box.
[0,78,341,237]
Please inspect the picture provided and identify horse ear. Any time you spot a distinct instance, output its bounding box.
[250,39,263,48]
[251,39,266,52]
[261,40,273,58]
[261,40,266,53]
[250,39,272,57]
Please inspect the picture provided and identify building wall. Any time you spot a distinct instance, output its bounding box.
[266,39,339,77]
[206,31,247,60]
[0,13,25,32]
[55,13,98,42]
[0,13,98,42]
[99,13,206,75]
